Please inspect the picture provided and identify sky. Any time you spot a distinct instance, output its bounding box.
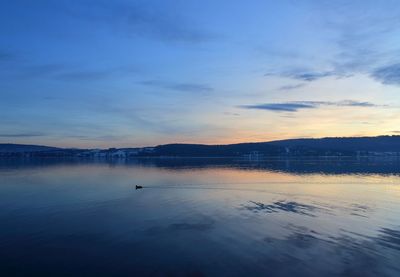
[1,0,400,148]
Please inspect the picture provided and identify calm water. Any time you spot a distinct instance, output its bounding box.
[1,158,400,276]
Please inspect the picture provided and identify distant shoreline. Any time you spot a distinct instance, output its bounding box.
[2,136,400,158]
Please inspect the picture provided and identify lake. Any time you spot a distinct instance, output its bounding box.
[0,158,399,276]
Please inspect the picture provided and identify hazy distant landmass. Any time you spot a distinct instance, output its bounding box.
[268,136,400,152]
[0,144,60,153]
[1,136,400,158]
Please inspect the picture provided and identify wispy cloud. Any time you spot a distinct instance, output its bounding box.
[371,63,400,85]
[261,2,400,86]
[140,80,213,93]
[278,83,306,91]
[57,66,139,81]
[320,2,400,86]
[241,100,380,112]
[0,132,46,138]
[6,62,138,81]
[330,3,400,73]
[223,112,240,116]
[57,70,118,81]
[265,69,338,82]
[66,1,218,44]
[62,134,125,141]
[300,100,378,107]
[285,71,335,82]
[241,103,315,112]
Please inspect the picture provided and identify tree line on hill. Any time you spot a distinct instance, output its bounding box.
[1,136,400,158]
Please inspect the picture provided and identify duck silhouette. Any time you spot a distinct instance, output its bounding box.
[135,185,143,190]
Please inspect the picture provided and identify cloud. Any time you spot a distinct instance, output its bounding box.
[241,103,315,112]
[56,70,116,81]
[140,80,213,93]
[6,62,138,81]
[62,134,124,141]
[241,100,379,112]
[124,12,216,43]
[371,63,400,85]
[261,2,400,86]
[223,112,240,116]
[265,69,337,82]
[66,1,217,44]
[287,71,335,82]
[0,132,46,138]
[299,100,378,108]
[56,66,138,81]
[278,83,306,91]
[321,3,400,85]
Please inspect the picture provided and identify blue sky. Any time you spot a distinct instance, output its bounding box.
[1,0,400,147]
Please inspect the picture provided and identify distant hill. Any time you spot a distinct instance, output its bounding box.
[267,136,400,152]
[142,136,400,157]
[146,142,282,157]
[148,136,400,156]
[1,136,400,157]
[0,143,61,153]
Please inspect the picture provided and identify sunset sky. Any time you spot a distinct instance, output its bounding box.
[1,0,400,148]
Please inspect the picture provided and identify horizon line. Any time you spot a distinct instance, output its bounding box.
[1,134,400,150]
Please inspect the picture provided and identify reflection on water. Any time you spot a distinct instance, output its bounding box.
[0,158,399,276]
[242,200,320,216]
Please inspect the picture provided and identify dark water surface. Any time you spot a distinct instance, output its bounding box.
[1,158,400,276]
